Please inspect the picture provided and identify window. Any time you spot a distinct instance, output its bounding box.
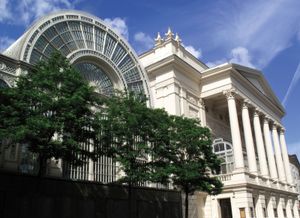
[212,138,234,174]
[239,208,246,218]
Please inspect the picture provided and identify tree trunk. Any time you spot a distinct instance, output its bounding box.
[185,190,189,218]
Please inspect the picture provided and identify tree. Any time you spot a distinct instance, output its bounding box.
[0,52,103,177]
[98,91,171,217]
[164,116,223,218]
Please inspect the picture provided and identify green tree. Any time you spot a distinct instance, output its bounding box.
[0,52,103,177]
[165,116,223,218]
[99,91,170,217]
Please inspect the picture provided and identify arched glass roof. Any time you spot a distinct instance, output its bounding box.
[74,62,114,96]
[3,10,151,101]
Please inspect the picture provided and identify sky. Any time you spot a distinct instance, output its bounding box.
[0,0,300,158]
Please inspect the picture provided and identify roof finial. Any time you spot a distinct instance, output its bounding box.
[155,32,163,46]
[165,27,174,40]
[174,33,182,46]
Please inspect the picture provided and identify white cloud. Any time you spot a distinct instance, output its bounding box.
[0,0,77,26]
[0,0,12,22]
[282,61,300,107]
[210,0,300,68]
[229,47,254,68]
[134,32,153,50]
[104,17,129,40]
[206,59,227,68]
[184,45,202,59]
[206,46,254,68]
[0,36,15,52]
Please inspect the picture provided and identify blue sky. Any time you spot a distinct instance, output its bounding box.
[1,0,300,157]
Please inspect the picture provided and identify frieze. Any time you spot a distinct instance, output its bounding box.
[187,92,199,105]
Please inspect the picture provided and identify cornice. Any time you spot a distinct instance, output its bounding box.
[144,54,202,83]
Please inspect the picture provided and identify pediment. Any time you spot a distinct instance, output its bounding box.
[233,65,283,110]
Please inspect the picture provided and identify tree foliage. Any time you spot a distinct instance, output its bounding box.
[165,116,223,218]
[0,52,103,176]
[99,91,170,185]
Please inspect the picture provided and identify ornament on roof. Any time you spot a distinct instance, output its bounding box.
[175,33,182,46]
[155,32,163,46]
[165,27,174,40]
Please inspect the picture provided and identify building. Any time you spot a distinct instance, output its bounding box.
[0,10,299,218]
[290,154,300,200]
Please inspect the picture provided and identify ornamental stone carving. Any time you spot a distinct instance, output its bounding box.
[223,89,237,100]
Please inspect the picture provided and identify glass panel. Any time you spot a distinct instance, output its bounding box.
[95,27,106,52]
[127,81,144,93]
[111,43,127,64]
[74,62,114,96]
[104,34,117,57]
[123,67,141,83]
[118,54,134,73]
[219,143,224,151]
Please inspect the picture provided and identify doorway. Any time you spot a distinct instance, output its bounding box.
[219,198,233,218]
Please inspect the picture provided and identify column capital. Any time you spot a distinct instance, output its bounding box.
[272,122,281,131]
[263,115,272,124]
[253,109,263,117]
[199,98,205,108]
[242,99,251,109]
[279,128,286,134]
[223,88,237,100]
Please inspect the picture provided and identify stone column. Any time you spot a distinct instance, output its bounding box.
[279,128,293,185]
[263,117,278,180]
[253,111,269,177]
[241,101,257,173]
[224,89,244,170]
[272,125,286,182]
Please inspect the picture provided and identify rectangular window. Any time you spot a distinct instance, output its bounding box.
[239,208,246,218]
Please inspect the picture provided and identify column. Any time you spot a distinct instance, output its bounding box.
[272,124,286,182]
[253,111,269,177]
[279,128,293,185]
[263,117,278,180]
[241,101,257,173]
[224,89,244,170]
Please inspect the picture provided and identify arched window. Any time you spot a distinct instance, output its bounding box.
[212,138,234,174]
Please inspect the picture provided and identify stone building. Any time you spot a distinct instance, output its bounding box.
[0,10,298,218]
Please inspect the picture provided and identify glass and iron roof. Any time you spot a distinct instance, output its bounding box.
[3,10,150,100]
[74,62,114,96]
